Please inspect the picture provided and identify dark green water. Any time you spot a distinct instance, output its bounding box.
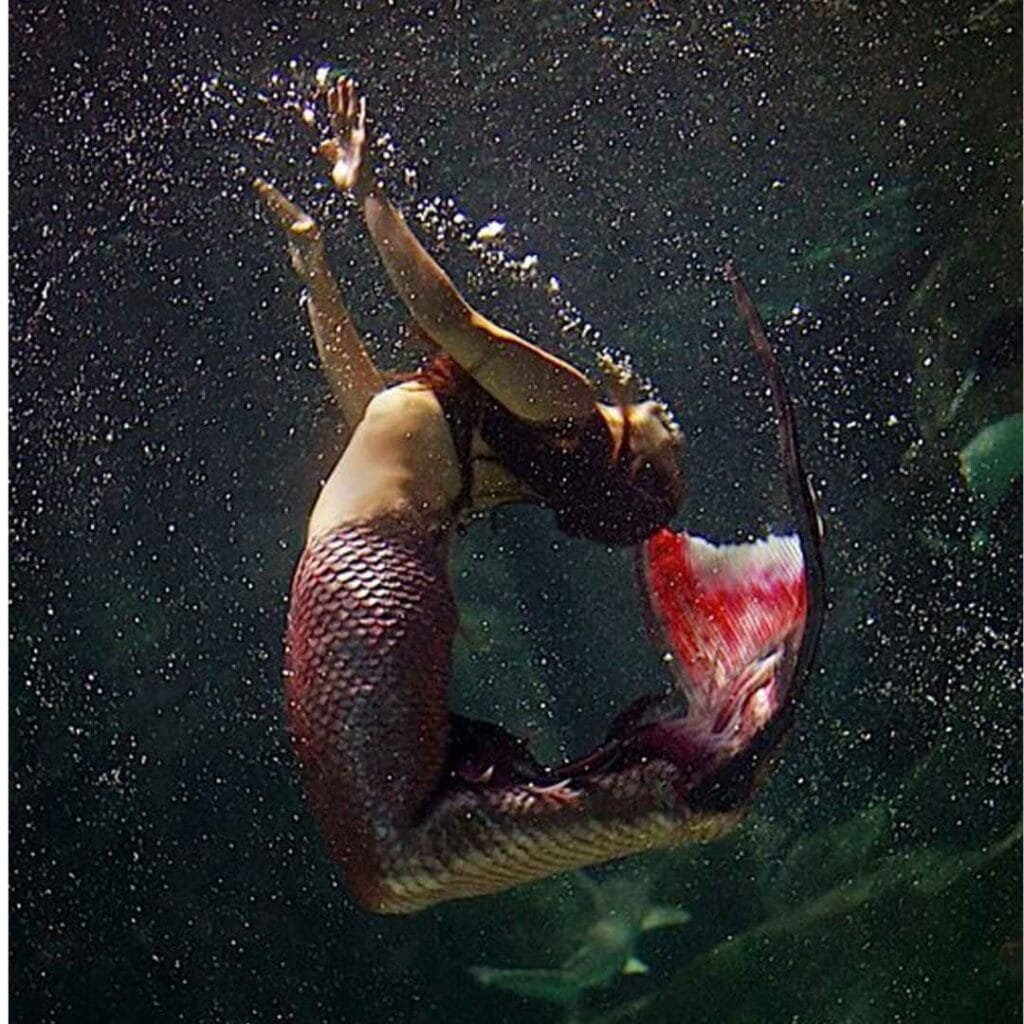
[11,2,1021,1022]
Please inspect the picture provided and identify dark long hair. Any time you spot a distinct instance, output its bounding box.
[403,347,680,545]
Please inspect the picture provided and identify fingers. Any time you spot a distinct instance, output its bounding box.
[326,79,346,118]
[325,76,363,129]
[341,78,356,122]
[320,77,368,193]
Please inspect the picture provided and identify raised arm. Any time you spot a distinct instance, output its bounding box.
[322,78,597,427]
[254,177,384,430]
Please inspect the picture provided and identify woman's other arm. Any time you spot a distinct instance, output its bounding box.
[323,78,597,427]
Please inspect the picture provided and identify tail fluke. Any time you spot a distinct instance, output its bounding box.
[632,263,824,807]
[639,529,807,764]
[724,261,826,704]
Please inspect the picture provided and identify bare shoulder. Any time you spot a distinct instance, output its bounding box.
[361,380,444,427]
[307,380,460,540]
[364,380,436,411]
[354,380,452,454]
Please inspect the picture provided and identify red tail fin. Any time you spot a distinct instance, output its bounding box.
[638,528,807,766]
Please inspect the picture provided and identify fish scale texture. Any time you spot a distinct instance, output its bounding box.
[284,521,743,914]
[285,522,456,901]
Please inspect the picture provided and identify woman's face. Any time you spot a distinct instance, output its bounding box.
[600,401,684,510]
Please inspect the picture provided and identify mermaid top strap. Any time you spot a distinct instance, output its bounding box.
[434,385,478,516]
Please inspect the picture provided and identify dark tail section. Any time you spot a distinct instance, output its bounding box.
[690,263,826,809]
[637,263,826,812]
[724,261,825,707]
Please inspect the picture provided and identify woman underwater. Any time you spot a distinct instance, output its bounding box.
[257,79,823,914]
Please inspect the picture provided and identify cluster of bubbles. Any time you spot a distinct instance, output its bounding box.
[413,193,679,411]
[234,58,679,409]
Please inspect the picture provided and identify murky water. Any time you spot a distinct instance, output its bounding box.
[11,3,1021,1022]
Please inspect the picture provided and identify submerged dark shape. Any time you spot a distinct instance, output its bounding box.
[469,872,691,1010]
[445,714,548,788]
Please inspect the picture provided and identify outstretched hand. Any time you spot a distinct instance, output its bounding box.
[320,78,368,195]
[252,177,324,283]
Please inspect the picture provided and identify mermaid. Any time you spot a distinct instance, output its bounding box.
[256,79,824,914]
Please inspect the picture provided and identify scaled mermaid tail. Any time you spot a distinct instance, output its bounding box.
[283,264,824,914]
[285,522,456,906]
[284,519,809,914]
[285,520,744,914]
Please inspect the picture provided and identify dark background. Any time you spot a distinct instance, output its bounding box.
[10,2,1021,1022]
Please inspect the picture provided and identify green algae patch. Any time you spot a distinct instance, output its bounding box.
[959,413,1023,510]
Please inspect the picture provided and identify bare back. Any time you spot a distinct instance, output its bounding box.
[307,381,532,543]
